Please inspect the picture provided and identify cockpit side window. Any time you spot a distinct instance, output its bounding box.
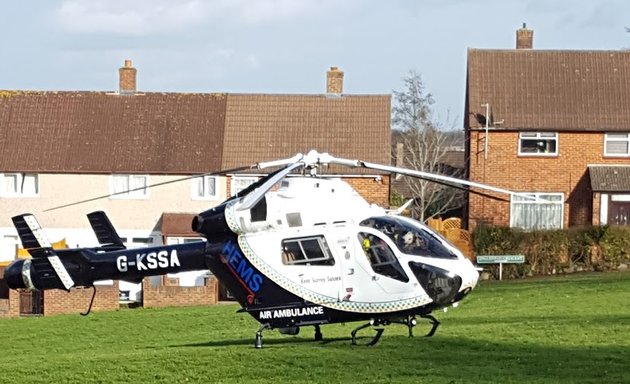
[357,232,409,282]
[360,217,457,259]
[281,236,335,266]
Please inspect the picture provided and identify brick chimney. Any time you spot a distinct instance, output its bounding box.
[119,59,137,94]
[326,66,344,94]
[516,23,533,49]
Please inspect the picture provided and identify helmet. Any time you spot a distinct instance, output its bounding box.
[403,231,414,245]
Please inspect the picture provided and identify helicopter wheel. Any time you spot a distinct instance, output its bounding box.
[420,314,440,337]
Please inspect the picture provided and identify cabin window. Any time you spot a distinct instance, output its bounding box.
[357,233,409,282]
[192,176,218,199]
[360,217,457,259]
[518,132,558,156]
[110,175,149,199]
[510,193,563,230]
[281,236,334,266]
[604,133,630,156]
[0,173,39,197]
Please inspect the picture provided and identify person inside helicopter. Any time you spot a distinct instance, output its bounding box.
[359,216,456,259]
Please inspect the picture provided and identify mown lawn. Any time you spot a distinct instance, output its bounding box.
[0,271,628,384]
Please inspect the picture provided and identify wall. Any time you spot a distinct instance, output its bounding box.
[142,276,218,308]
[0,174,227,231]
[43,282,120,316]
[345,175,391,208]
[468,131,628,228]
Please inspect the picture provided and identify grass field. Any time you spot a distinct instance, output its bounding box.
[1,272,629,384]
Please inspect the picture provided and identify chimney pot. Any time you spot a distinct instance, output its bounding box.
[516,23,533,49]
[119,59,137,94]
[326,66,344,94]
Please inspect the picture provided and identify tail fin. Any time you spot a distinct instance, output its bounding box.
[87,211,125,250]
[11,214,74,290]
[12,214,53,257]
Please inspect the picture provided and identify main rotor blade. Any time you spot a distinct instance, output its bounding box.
[237,161,305,211]
[44,165,255,212]
[303,152,524,197]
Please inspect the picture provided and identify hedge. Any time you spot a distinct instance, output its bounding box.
[472,225,630,279]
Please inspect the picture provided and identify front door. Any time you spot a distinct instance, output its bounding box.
[19,290,43,316]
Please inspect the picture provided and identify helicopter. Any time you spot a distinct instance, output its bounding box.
[3,150,518,347]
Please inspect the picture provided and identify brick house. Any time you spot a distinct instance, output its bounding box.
[464,25,630,230]
[0,62,391,316]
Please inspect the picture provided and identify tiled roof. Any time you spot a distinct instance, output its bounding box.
[466,49,630,131]
[222,94,391,174]
[0,91,391,175]
[0,91,226,174]
[589,165,630,192]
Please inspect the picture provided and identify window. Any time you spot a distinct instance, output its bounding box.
[192,176,218,199]
[281,236,334,266]
[510,193,564,230]
[358,232,409,282]
[110,175,149,199]
[360,216,457,260]
[604,133,630,156]
[230,176,258,196]
[518,132,558,155]
[0,173,38,197]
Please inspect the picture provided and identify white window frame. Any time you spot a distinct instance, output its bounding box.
[518,132,558,156]
[0,173,39,197]
[191,176,218,200]
[604,133,630,157]
[510,192,564,230]
[230,176,258,196]
[110,174,149,199]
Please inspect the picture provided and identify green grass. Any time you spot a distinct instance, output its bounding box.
[1,272,629,384]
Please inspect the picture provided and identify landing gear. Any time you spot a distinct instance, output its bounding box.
[392,315,417,337]
[314,324,323,341]
[420,314,440,337]
[351,320,386,346]
[254,324,271,349]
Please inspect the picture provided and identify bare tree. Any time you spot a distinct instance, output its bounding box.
[392,71,464,222]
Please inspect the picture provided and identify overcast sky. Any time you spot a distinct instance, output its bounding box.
[2,0,629,124]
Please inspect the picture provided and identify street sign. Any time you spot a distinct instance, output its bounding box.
[476,255,525,264]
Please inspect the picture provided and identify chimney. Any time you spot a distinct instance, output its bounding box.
[119,59,137,94]
[516,23,533,49]
[326,66,344,94]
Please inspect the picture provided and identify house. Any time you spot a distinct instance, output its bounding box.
[0,61,391,316]
[464,24,630,230]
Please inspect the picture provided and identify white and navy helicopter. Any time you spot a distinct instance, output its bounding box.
[4,150,516,347]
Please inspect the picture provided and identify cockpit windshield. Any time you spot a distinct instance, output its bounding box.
[359,216,457,259]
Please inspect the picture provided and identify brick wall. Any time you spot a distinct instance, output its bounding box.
[468,131,625,228]
[44,283,120,316]
[345,176,391,207]
[142,276,218,308]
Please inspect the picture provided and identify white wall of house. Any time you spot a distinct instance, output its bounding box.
[0,173,227,294]
[0,173,227,229]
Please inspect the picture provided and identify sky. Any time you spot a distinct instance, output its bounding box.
[2,0,629,124]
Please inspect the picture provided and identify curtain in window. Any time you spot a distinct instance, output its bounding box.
[113,176,129,194]
[511,195,563,230]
